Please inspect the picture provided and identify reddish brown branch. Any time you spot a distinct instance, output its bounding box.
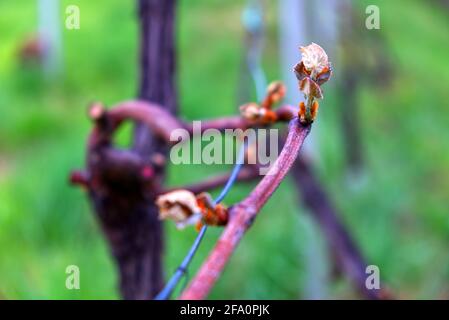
[179,119,311,300]
[186,104,296,133]
[109,100,184,143]
[87,100,297,151]
[69,170,90,188]
[86,100,183,151]
[84,101,296,197]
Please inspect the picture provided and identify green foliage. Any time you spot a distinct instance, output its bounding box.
[0,0,448,299]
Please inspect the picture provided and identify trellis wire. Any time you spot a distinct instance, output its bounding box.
[154,142,248,300]
[154,0,265,300]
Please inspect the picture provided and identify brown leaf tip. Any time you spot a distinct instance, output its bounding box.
[294,43,332,124]
[156,190,229,230]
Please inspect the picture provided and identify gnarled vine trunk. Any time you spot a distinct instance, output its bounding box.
[86,0,177,299]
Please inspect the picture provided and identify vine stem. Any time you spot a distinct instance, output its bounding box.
[180,118,311,300]
[87,100,296,151]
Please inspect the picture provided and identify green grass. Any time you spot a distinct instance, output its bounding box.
[0,0,448,299]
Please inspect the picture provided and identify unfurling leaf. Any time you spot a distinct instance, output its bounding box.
[300,42,329,75]
[156,190,202,229]
[293,62,310,82]
[156,190,229,230]
[299,77,323,99]
[294,43,333,124]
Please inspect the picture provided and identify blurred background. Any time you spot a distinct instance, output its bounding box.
[0,0,448,299]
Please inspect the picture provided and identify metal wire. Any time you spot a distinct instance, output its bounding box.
[154,142,248,300]
[154,226,207,300]
[154,0,266,300]
[214,143,247,205]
